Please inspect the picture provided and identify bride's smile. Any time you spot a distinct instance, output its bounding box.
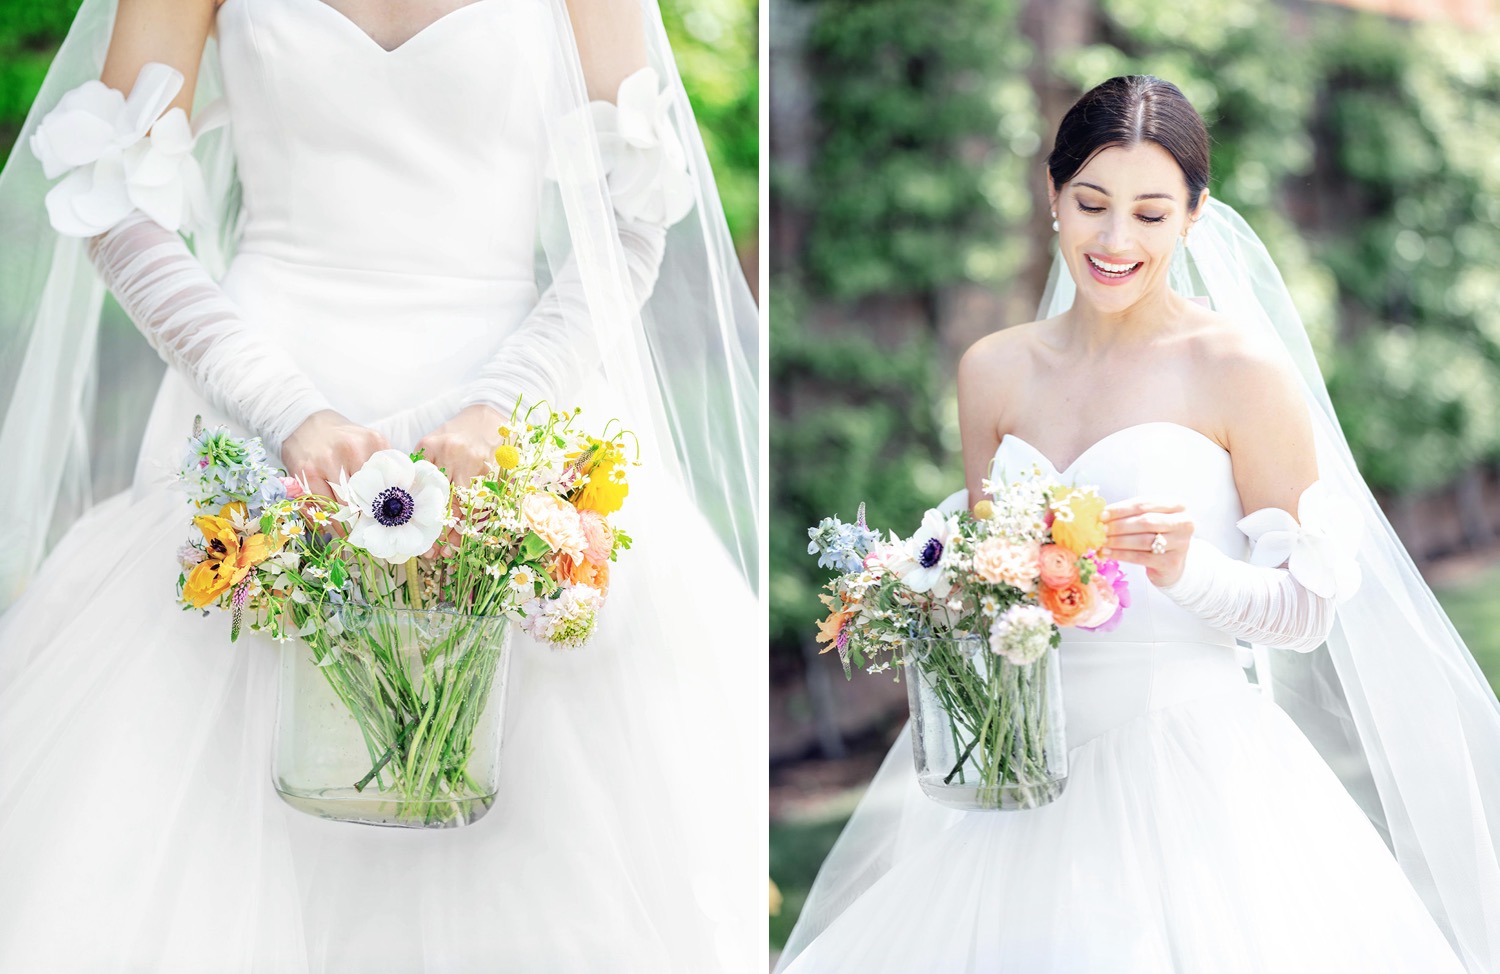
[1049,140,1201,321]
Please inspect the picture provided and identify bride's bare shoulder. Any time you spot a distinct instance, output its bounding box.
[1180,302,1310,439]
[959,316,1058,382]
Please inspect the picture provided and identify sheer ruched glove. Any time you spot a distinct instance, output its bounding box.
[86,212,333,455]
[458,66,688,417]
[1158,481,1363,653]
[33,62,332,456]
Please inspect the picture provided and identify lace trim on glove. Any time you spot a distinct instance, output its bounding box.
[549,66,695,226]
[1236,479,1363,602]
[31,62,226,237]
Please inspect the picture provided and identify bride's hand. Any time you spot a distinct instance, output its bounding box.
[280,409,390,501]
[416,403,505,489]
[1098,498,1195,587]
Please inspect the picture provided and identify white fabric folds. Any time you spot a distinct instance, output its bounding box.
[1159,479,1363,653]
[87,210,332,454]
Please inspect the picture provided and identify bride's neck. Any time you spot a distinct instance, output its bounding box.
[1064,286,1189,354]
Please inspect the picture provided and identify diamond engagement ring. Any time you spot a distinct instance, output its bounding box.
[1150,533,1168,555]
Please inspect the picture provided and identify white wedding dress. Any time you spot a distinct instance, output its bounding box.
[779,422,1467,973]
[0,2,754,971]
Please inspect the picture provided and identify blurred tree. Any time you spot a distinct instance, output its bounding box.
[803,0,1039,310]
[660,0,759,245]
[0,0,82,162]
[1315,13,1500,499]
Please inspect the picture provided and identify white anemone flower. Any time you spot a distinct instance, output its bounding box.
[891,509,960,594]
[333,450,450,562]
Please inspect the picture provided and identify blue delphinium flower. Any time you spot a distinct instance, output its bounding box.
[807,503,879,574]
[178,424,283,515]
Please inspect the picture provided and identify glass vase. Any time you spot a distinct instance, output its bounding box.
[272,606,514,829]
[903,634,1067,811]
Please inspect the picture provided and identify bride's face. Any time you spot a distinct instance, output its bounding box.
[1048,142,1205,315]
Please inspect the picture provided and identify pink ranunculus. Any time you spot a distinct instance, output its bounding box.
[1078,557,1131,632]
[578,508,614,565]
[1074,576,1120,629]
[1038,543,1079,589]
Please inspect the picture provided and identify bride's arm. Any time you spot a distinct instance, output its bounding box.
[1105,338,1359,652]
[46,7,387,496]
[417,0,680,485]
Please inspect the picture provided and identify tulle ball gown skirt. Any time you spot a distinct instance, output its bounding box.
[0,255,755,973]
[778,639,1468,974]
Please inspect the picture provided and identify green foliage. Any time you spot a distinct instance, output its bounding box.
[1327,326,1500,495]
[1312,13,1500,488]
[660,0,759,246]
[0,0,82,166]
[769,278,959,649]
[802,0,1038,300]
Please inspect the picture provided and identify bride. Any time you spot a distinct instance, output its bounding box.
[0,0,759,971]
[777,75,1500,973]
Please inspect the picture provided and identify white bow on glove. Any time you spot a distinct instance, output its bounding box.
[1237,480,1363,602]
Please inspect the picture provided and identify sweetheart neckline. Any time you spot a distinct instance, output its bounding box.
[996,421,1229,477]
[234,0,501,55]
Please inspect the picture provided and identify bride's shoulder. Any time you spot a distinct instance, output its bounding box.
[958,317,1056,381]
[1179,303,1310,439]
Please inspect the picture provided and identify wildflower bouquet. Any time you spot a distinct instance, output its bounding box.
[808,465,1130,809]
[175,404,634,827]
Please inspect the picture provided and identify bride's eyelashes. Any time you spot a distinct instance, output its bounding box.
[1073,200,1169,224]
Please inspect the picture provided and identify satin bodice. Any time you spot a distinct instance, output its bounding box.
[992,421,1255,747]
[213,0,550,281]
[145,0,560,445]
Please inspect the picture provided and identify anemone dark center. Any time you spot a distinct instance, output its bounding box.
[919,537,943,569]
[372,487,415,527]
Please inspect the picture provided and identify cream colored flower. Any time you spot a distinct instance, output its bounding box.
[972,538,1040,593]
[522,493,587,562]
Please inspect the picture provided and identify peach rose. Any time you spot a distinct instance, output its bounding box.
[554,552,610,595]
[1075,575,1120,629]
[972,538,1040,593]
[1037,544,1080,589]
[1040,579,1098,627]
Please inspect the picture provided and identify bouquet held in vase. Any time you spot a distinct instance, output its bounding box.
[808,464,1131,809]
[173,404,635,828]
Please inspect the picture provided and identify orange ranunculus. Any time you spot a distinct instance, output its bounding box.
[1040,578,1098,628]
[1037,543,1080,589]
[552,552,611,595]
[1050,487,1108,555]
[181,503,284,609]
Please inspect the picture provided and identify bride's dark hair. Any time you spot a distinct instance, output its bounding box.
[1046,75,1210,202]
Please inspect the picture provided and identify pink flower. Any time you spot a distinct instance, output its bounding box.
[1078,557,1131,632]
[972,538,1040,592]
[578,508,614,565]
